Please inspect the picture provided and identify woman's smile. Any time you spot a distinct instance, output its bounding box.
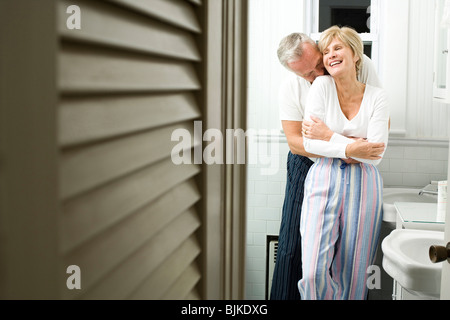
[329,60,342,68]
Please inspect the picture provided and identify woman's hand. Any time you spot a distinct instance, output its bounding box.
[345,138,385,160]
[302,116,333,141]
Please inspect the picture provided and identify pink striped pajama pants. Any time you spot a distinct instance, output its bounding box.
[298,158,383,300]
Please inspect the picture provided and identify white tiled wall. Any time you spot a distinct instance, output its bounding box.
[379,141,449,187]
[245,137,449,300]
[245,139,289,300]
[247,0,305,133]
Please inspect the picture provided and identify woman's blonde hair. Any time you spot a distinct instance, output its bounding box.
[318,26,364,75]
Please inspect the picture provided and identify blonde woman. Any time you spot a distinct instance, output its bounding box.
[298,26,389,300]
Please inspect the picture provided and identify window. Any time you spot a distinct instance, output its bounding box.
[306,0,380,64]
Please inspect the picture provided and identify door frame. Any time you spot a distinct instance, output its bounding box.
[0,0,61,299]
[441,143,450,299]
[201,0,249,300]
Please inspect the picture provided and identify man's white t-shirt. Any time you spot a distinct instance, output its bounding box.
[279,55,382,122]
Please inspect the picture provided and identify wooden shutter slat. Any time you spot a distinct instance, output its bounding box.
[127,235,201,299]
[62,177,199,254]
[185,290,201,300]
[59,93,200,146]
[61,159,200,253]
[105,0,201,33]
[161,262,201,300]
[59,43,201,94]
[72,208,200,300]
[187,0,202,6]
[60,180,200,296]
[63,189,200,297]
[58,0,200,61]
[59,122,200,199]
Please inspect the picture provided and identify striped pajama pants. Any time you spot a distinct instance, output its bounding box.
[270,153,313,300]
[298,158,383,300]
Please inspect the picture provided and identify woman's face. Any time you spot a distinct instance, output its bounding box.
[322,37,359,78]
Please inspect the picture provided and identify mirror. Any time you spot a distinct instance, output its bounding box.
[435,25,448,91]
[434,0,449,98]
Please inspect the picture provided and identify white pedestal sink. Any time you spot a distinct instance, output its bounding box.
[382,229,444,299]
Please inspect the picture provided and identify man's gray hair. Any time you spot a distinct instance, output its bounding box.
[277,33,316,70]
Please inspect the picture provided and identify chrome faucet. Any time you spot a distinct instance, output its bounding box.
[419,182,439,196]
[419,189,438,196]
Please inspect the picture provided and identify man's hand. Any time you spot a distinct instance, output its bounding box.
[345,138,385,160]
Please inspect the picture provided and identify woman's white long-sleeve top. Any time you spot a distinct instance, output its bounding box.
[303,75,390,166]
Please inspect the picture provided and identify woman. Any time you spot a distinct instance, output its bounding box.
[297,26,389,300]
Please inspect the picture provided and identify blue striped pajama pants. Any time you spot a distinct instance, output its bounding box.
[270,153,313,300]
[298,158,383,300]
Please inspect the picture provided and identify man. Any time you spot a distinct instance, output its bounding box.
[270,32,381,300]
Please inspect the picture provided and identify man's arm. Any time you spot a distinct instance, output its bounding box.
[282,120,321,158]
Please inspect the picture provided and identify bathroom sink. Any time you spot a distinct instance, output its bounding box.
[382,188,437,223]
[382,229,444,299]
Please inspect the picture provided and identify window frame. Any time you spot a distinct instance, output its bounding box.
[305,0,381,69]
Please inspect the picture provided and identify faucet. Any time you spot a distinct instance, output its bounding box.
[419,182,439,196]
[419,189,438,196]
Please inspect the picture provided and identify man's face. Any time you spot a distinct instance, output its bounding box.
[286,42,326,83]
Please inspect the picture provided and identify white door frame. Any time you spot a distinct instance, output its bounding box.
[440,144,450,299]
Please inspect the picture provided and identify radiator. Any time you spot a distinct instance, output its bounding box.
[265,235,279,299]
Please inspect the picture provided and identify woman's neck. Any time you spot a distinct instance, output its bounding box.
[333,72,366,121]
[333,74,364,100]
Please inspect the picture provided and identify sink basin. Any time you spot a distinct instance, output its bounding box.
[382,229,444,299]
[382,188,437,223]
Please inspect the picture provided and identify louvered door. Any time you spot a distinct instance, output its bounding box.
[0,0,247,300]
[57,0,203,299]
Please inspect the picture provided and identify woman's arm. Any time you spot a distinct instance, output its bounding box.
[345,139,385,162]
[302,78,389,165]
[302,115,363,164]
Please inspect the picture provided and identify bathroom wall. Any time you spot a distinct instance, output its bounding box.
[245,0,304,299]
[246,0,305,133]
[245,0,450,300]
